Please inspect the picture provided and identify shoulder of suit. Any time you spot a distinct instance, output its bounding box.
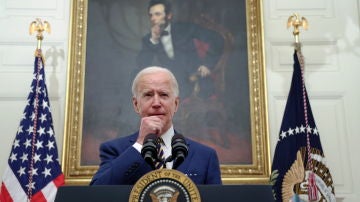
[101,132,138,147]
[172,22,198,30]
[185,137,216,152]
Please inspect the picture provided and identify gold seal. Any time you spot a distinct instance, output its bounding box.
[129,169,201,202]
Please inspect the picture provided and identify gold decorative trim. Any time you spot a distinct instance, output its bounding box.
[62,0,270,185]
[129,169,201,202]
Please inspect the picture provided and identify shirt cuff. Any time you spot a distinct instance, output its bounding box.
[132,142,142,153]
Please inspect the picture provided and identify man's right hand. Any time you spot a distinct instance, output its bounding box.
[137,116,164,145]
[150,24,162,43]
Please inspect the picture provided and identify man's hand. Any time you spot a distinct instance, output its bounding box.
[137,116,164,144]
[198,65,211,77]
[150,24,162,43]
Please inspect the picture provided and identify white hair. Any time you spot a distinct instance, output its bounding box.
[131,66,179,97]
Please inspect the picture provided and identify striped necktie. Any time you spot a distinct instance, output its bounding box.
[155,137,165,169]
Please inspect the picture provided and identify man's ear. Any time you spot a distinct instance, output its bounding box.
[174,97,180,113]
[132,97,140,114]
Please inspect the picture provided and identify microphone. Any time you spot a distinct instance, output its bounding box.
[141,134,158,169]
[171,134,188,169]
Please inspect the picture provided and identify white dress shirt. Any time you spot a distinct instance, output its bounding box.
[150,24,174,59]
[133,126,175,168]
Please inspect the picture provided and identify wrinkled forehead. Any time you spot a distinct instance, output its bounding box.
[138,72,173,91]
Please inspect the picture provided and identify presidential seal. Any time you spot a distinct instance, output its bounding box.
[129,169,201,202]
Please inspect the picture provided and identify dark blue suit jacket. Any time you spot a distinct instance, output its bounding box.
[90,132,222,185]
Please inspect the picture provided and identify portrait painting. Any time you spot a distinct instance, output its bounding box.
[63,0,269,184]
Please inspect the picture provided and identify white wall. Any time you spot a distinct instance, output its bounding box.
[0,0,359,201]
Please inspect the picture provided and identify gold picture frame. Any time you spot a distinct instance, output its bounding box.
[62,0,269,185]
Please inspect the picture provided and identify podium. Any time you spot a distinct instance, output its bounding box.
[55,184,274,202]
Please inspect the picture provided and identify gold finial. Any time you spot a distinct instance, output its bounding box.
[287,14,308,46]
[29,18,51,50]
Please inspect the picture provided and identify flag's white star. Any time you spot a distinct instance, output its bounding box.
[35,86,41,94]
[300,125,306,133]
[13,139,20,149]
[47,128,54,137]
[20,153,28,163]
[46,140,55,150]
[33,153,41,163]
[38,74,43,81]
[26,126,34,135]
[280,131,287,139]
[295,127,300,134]
[29,86,34,94]
[44,154,53,164]
[42,167,52,178]
[306,125,312,133]
[35,140,43,150]
[313,127,319,135]
[24,139,31,148]
[17,166,26,176]
[32,100,37,108]
[29,168,38,176]
[10,152,17,162]
[37,127,46,136]
[21,112,27,120]
[288,128,294,135]
[42,100,49,110]
[26,181,36,190]
[39,113,47,123]
[30,112,36,121]
[36,86,42,94]
[42,89,47,97]
[17,126,23,135]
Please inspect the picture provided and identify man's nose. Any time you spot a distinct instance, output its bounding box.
[150,15,156,22]
[152,95,161,106]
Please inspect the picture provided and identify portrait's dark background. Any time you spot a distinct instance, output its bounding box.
[82,0,250,165]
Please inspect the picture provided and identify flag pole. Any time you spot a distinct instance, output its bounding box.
[287,13,308,51]
[29,18,51,58]
[287,14,319,201]
[27,18,51,202]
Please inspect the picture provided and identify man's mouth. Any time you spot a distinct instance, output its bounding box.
[150,113,165,116]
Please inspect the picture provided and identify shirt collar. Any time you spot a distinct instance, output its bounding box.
[164,24,171,33]
[160,125,174,148]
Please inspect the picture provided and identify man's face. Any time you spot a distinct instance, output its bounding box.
[148,4,171,28]
[133,71,179,132]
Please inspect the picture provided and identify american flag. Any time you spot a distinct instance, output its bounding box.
[0,50,64,202]
[270,50,335,201]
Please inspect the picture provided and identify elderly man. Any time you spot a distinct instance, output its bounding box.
[90,66,221,185]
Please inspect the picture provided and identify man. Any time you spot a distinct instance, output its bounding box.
[90,66,222,185]
[137,0,224,99]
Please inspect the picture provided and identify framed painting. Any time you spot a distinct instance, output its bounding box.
[62,0,269,185]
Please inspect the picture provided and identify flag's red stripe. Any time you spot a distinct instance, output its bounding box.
[53,174,65,187]
[0,182,13,202]
[31,190,46,202]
